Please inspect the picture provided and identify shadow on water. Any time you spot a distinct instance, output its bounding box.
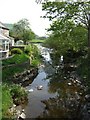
[24,45,90,120]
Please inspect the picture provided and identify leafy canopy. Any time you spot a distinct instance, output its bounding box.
[42,0,89,55]
[10,18,35,44]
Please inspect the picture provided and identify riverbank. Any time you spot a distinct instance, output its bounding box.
[2,44,41,119]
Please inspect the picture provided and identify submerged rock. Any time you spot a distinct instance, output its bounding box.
[28,89,34,92]
[37,85,43,90]
[68,82,72,86]
[18,112,26,119]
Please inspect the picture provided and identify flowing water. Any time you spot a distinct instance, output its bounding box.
[24,44,89,119]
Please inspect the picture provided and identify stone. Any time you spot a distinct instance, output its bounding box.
[37,85,43,90]
[19,112,26,119]
[68,82,72,86]
[28,89,34,92]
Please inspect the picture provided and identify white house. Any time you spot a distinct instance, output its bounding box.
[0,22,14,58]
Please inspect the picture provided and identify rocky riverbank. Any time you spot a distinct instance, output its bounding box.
[12,67,38,87]
[6,67,39,119]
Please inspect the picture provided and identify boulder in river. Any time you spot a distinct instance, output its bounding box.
[28,89,34,92]
[37,85,43,90]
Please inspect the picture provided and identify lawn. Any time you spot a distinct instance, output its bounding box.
[2,53,29,66]
[2,53,30,83]
[30,39,46,43]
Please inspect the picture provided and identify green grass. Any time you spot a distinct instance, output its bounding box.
[2,53,29,66]
[2,83,28,119]
[2,84,13,118]
[30,39,46,43]
[3,66,26,83]
[31,59,40,67]
[2,53,30,83]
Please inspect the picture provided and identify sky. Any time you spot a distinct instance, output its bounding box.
[0,0,51,36]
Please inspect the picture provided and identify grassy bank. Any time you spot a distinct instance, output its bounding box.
[2,84,28,119]
[2,53,29,66]
[2,44,41,119]
[30,39,46,43]
[2,53,30,83]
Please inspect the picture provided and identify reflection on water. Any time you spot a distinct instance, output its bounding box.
[24,45,89,119]
[25,65,56,118]
[39,78,85,119]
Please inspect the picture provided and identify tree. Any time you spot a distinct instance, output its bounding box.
[41,0,89,67]
[42,1,90,28]
[42,1,90,51]
[10,18,35,44]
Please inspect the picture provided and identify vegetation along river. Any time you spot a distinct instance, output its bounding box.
[24,44,90,119]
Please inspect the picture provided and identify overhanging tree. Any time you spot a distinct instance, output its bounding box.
[42,1,90,53]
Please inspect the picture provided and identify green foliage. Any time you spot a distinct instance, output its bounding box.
[10,84,28,105]
[31,39,46,43]
[24,45,31,55]
[11,48,23,55]
[2,53,29,66]
[42,1,90,27]
[42,1,88,58]
[2,84,13,118]
[24,44,40,67]
[24,44,39,57]
[42,0,89,90]
[2,83,28,119]
[10,18,35,44]
[2,54,30,82]
[31,59,40,67]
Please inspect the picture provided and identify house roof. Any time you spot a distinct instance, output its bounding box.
[0,21,9,30]
[0,33,9,40]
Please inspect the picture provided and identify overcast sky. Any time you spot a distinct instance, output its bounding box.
[0,0,51,36]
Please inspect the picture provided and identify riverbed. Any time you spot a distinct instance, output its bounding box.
[24,44,90,119]
[25,64,56,118]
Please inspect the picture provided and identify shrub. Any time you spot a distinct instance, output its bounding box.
[10,84,28,105]
[2,53,29,66]
[2,84,13,118]
[11,48,23,55]
[24,45,31,55]
[31,59,40,67]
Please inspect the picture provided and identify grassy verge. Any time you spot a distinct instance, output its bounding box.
[2,53,29,66]
[2,53,30,83]
[30,39,46,43]
[2,83,28,119]
[2,44,41,119]
[2,84,13,118]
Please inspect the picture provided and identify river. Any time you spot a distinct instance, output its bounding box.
[24,44,56,118]
[24,44,90,119]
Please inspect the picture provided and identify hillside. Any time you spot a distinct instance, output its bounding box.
[4,23,13,30]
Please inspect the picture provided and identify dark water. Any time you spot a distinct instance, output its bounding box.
[25,65,56,118]
[24,45,89,119]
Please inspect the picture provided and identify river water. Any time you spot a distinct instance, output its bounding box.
[24,45,56,118]
[24,44,89,119]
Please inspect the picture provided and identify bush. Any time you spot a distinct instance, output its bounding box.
[2,84,13,118]
[24,45,31,55]
[2,53,29,66]
[10,84,28,105]
[31,59,40,67]
[11,48,23,55]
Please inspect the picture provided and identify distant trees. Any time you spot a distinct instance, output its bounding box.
[10,18,35,44]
